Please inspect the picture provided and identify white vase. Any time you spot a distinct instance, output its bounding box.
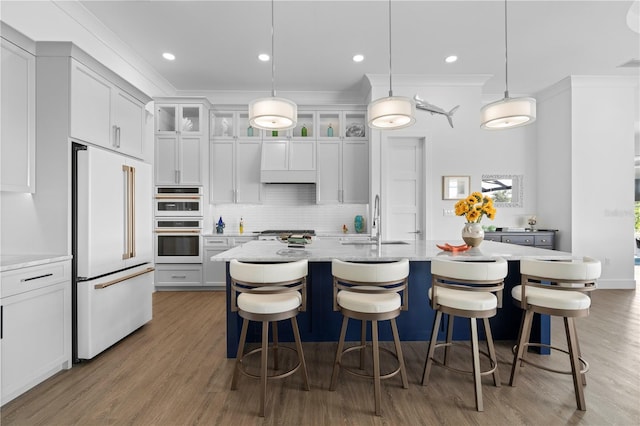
[462,222,484,247]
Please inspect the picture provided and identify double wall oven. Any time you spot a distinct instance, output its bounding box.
[154,187,203,264]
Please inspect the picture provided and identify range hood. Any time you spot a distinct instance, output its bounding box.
[260,141,316,183]
[260,169,316,184]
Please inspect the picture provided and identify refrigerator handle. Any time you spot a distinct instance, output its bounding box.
[122,165,134,260]
[130,166,136,258]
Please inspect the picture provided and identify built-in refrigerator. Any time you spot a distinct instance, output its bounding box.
[72,143,154,361]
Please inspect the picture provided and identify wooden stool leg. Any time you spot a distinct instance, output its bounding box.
[510,309,534,386]
[291,317,310,391]
[330,315,349,391]
[444,314,454,366]
[390,318,408,389]
[272,322,279,371]
[231,318,249,390]
[360,320,367,370]
[372,319,382,416]
[259,320,269,417]
[565,317,586,411]
[422,310,442,385]
[483,317,501,387]
[470,318,483,412]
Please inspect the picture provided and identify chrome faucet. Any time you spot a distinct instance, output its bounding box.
[372,194,381,248]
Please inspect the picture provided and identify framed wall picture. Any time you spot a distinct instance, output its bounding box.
[442,176,470,200]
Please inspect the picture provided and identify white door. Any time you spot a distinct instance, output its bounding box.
[382,137,425,241]
[316,140,341,204]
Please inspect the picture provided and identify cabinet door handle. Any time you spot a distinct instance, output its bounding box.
[1,305,3,340]
[175,170,180,184]
[20,273,53,282]
[113,125,121,148]
[171,275,187,279]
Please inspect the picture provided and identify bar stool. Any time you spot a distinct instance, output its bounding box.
[510,257,600,411]
[422,256,507,412]
[229,259,310,417]
[329,259,410,416]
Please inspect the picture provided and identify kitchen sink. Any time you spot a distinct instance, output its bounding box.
[340,240,409,245]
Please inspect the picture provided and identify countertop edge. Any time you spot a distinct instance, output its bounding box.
[1,254,73,272]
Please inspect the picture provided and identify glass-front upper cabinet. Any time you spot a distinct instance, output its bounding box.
[317,111,340,139]
[291,111,315,139]
[210,111,262,139]
[317,110,367,139]
[156,104,203,134]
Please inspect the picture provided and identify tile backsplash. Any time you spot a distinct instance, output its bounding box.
[206,184,368,234]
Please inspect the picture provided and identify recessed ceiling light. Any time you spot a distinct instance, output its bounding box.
[445,55,458,63]
[353,54,365,63]
[258,53,270,62]
[162,52,175,61]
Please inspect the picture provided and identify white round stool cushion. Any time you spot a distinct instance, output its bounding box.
[332,259,409,283]
[337,286,402,313]
[230,259,308,283]
[238,288,303,314]
[431,257,508,281]
[520,257,601,281]
[511,285,591,311]
[428,287,497,311]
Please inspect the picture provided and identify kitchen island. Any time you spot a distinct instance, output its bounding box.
[213,239,573,358]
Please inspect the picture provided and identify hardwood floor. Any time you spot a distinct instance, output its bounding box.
[2,287,639,425]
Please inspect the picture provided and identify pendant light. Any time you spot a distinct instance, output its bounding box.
[367,0,415,130]
[248,0,297,131]
[480,0,536,130]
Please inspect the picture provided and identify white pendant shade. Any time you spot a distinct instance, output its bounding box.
[249,97,297,131]
[367,96,416,130]
[480,97,536,129]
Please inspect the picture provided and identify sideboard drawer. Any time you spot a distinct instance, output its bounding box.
[502,235,534,246]
[534,235,553,247]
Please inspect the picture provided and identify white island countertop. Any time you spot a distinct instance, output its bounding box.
[211,239,573,262]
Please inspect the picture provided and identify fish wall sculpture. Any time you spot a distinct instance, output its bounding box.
[413,95,460,128]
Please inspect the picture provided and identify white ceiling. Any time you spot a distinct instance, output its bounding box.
[5,1,640,98]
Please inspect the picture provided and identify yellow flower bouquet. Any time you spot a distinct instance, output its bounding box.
[454,192,496,223]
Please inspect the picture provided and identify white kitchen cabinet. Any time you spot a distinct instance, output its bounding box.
[155,134,202,185]
[210,139,262,204]
[317,139,368,204]
[203,236,230,289]
[1,259,71,406]
[204,236,256,289]
[155,264,203,289]
[1,26,36,193]
[154,101,208,186]
[70,60,146,159]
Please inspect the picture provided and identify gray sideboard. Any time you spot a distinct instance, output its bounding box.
[484,230,556,250]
